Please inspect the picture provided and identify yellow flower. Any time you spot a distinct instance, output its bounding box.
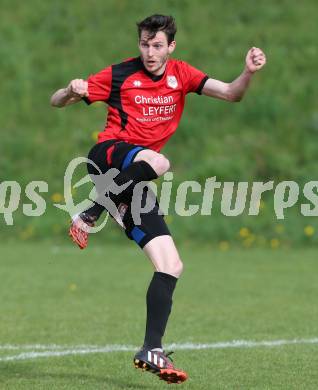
[239,227,250,238]
[270,238,280,249]
[19,225,35,240]
[304,225,315,237]
[51,193,64,203]
[275,224,285,234]
[91,130,99,141]
[69,283,77,292]
[219,241,229,251]
[242,234,255,248]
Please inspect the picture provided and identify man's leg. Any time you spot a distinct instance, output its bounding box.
[121,194,187,383]
[85,148,170,220]
[142,236,183,350]
[132,235,187,383]
[70,142,170,249]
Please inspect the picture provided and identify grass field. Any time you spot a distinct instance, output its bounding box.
[1,242,318,389]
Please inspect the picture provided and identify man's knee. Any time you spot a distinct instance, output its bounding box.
[152,154,170,176]
[160,257,184,278]
[143,235,183,278]
[134,150,170,176]
[173,258,184,277]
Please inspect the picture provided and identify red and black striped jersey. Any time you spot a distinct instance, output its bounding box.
[84,57,208,152]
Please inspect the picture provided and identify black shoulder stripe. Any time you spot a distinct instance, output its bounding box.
[196,75,209,95]
[107,58,143,130]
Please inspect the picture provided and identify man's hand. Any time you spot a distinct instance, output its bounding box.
[202,47,266,102]
[51,79,89,107]
[66,79,89,98]
[245,47,266,73]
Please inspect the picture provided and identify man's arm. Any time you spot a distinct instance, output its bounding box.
[201,47,266,102]
[50,79,88,107]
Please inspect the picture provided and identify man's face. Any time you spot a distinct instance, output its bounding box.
[139,30,176,76]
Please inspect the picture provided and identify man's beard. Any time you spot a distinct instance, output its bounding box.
[142,54,169,74]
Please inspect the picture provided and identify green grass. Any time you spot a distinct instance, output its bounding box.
[1,242,318,388]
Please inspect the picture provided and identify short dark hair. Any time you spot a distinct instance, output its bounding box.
[137,14,177,44]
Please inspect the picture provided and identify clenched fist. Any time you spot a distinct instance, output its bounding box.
[67,79,89,98]
[245,47,266,73]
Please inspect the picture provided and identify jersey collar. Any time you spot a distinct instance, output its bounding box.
[138,56,167,82]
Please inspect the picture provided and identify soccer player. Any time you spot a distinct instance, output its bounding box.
[51,14,266,384]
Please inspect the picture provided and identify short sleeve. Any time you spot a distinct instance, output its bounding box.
[83,66,112,105]
[179,61,209,95]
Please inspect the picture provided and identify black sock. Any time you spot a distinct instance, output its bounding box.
[84,160,158,220]
[143,272,178,350]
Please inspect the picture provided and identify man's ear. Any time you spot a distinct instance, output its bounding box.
[168,41,176,55]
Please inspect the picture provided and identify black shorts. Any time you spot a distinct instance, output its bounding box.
[87,140,170,248]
